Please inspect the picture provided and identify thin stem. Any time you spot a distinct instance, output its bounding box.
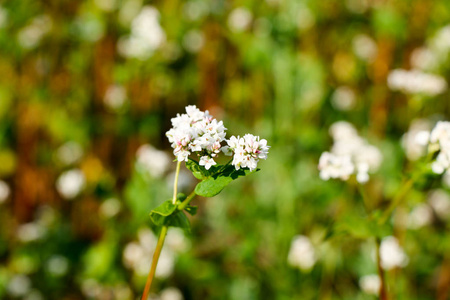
[172,161,182,204]
[378,178,414,225]
[141,226,168,300]
[376,238,388,300]
[141,160,182,299]
[177,190,197,211]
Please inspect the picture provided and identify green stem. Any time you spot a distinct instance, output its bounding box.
[378,178,414,225]
[376,238,389,300]
[178,190,197,211]
[141,160,182,299]
[172,161,182,204]
[141,226,168,300]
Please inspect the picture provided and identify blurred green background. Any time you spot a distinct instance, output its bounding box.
[1,0,450,299]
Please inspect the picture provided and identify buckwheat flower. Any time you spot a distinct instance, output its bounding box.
[319,122,382,183]
[402,119,432,161]
[56,169,86,199]
[331,86,356,111]
[429,121,450,174]
[359,274,380,295]
[379,236,408,270]
[287,235,316,271]
[16,223,46,242]
[161,287,184,300]
[46,255,69,277]
[318,152,354,181]
[136,144,170,177]
[0,180,10,204]
[227,7,252,32]
[56,141,84,166]
[7,275,32,297]
[104,84,127,111]
[199,156,216,170]
[387,69,447,96]
[226,134,269,172]
[17,15,52,49]
[352,34,378,62]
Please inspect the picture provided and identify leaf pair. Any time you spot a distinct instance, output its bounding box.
[149,197,197,231]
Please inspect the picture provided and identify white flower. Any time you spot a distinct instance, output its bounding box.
[226,134,269,172]
[99,198,122,219]
[56,169,86,199]
[402,119,432,161]
[379,236,408,270]
[428,189,450,220]
[429,121,450,174]
[319,122,382,183]
[387,69,447,96]
[359,274,380,295]
[104,84,127,110]
[199,156,216,170]
[56,141,84,166]
[160,287,184,300]
[17,222,46,242]
[136,144,170,177]
[7,275,32,297]
[331,86,356,111]
[408,204,433,229]
[227,8,252,32]
[166,105,227,163]
[352,34,378,62]
[118,6,166,60]
[287,235,316,271]
[318,152,354,181]
[46,255,69,277]
[17,15,52,49]
[0,180,10,204]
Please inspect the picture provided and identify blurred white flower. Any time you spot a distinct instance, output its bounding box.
[166,228,191,253]
[430,25,450,57]
[166,169,195,193]
[225,134,270,172]
[56,169,86,199]
[99,198,122,218]
[410,47,438,71]
[402,119,432,161]
[104,84,127,111]
[319,121,382,183]
[331,86,356,111]
[123,227,189,279]
[46,255,69,277]
[408,204,433,229]
[379,236,408,270]
[182,30,205,53]
[228,8,252,32]
[359,274,380,295]
[352,34,378,62]
[0,6,8,28]
[387,69,447,96]
[118,6,166,60]
[17,15,52,49]
[161,287,184,300]
[429,121,450,174]
[287,235,316,271]
[81,279,103,298]
[7,275,32,297]
[0,180,10,204]
[428,189,450,220]
[56,141,84,165]
[17,223,46,242]
[136,144,170,178]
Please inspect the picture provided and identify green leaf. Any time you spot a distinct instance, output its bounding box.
[195,167,259,197]
[166,211,191,231]
[149,200,177,226]
[184,205,198,216]
[185,159,209,180]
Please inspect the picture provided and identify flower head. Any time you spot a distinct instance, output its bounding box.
[226,134,270,172]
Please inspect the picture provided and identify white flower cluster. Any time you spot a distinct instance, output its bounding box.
[56,169,86,200]
[318,122,383,183]
[379,236,409,270]
[136,144,170,178]
[402,119,432,161]
[287,235,316,271]
[387,69,447,96]
[118,6,166,60]
[223,134,269,172]
[359,274,380,296]
[429,121,450,174]
[166,105,269,171]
